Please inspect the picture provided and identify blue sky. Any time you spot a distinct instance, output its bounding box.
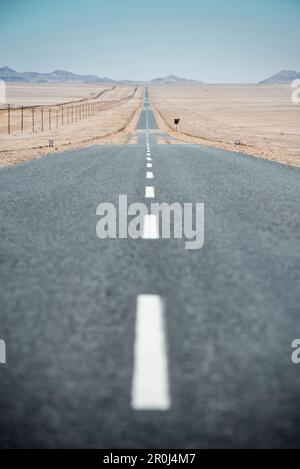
[0,0,299,82]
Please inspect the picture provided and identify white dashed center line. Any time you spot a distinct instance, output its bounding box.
[147,163,152,168]
[131,295,170,410]
[145,186,155,198]
[146,171,153,179]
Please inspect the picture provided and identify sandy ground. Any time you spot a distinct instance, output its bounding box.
[0,85,143,167]
[150,85,300,168]
[1,82,114,107]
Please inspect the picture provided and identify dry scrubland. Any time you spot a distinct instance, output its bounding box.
[151,85,300,167]
[0,83,143,167]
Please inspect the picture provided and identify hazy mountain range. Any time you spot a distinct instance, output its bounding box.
[259,70,300,84]
[1,66,299,85]
[0,67,202,85]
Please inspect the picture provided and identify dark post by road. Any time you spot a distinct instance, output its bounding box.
[41,108,44,132]
[49,108,51,130]
[62,106,64,126]
[7,104,11,135]
[56,108,58,128]
[174,118,180,131]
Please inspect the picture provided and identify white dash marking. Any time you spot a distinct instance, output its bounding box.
[142,214,159,239]
[147,163,152,168]
[146,171,153,179]
[147,157,152,161]
[145,186,155,198]
[131,295,170,410]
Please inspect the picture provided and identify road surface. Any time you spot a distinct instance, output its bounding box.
[0,89,300,448]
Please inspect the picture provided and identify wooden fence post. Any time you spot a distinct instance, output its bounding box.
[21,106,24,133]
[8,104,10,134]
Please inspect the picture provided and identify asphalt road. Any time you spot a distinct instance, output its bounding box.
[136,107,158,130]
[0,92,300,448]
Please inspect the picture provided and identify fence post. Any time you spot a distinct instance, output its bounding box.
[8,104,10,135]
[49,108,51,130]
[21,106,24,132]
[62,106,64,125]
[32,107,35,133]
[41,108,44,132]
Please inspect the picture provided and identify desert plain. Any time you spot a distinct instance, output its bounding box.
[0,82,299,168]
[0,83,143,167]
[151,84,300,167]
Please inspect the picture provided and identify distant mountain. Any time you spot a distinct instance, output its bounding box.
[0,67,203,85]
[0,66,25,82]
[259,70,300,84]
[149,74,202,85]
[0,67,116,84]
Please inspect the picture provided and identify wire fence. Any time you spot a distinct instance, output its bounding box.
[0,86,138,135]
[0,102,101,135]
